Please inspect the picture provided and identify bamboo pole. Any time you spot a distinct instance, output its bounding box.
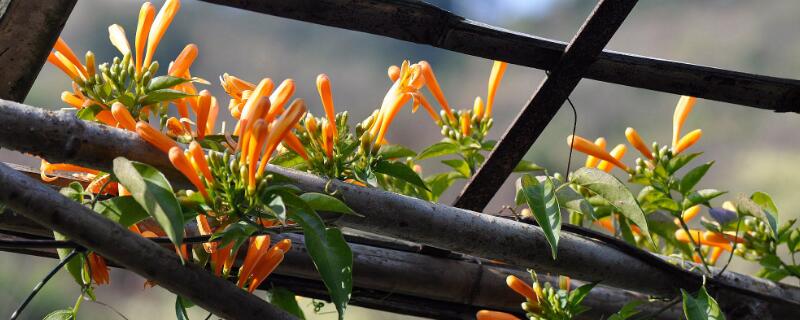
[0,163,295,319]
[0,100,797,316]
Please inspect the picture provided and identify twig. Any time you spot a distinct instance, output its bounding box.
[10,250,79,320]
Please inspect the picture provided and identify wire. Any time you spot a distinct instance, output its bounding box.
[10,250,79,320]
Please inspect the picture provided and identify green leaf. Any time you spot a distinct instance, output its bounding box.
[175,296,192,320]
[148,75,192,91]
[75,104,103,121]
[682,286,724,320]
[94,196,149,227]
[568,281,598,306]
[140,89,194,105]
[59,182,85,202]
[378,144,417,159]
[416,142,459,160]
[374,160,429,191]
[116,92,136,108]
[300,192,359,216]
[425,172,461,200]
[679,161,713,194]
[480,140,497,151]
[571,168,651,241]
[608,301,643,320]
[43,309,75,320]
[667,152,702,174]
[556,185,595,220]
[513,160,545,172]
[268,195,288,222]
[441,159,471,178]
[113,157,184,247]
[53,232,85,287]
[266,287,306,319]
[288,209,352,320]
[758,254,790,282]
[517,175,561,259]
[751,192,779,239]
[682,189,725,209]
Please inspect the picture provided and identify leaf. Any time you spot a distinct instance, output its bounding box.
[682,189,726,209]
[751,192,779,239]
[75,104,103,121]
[513,160,545,172]
[568,282,598,306]
[481,140,497,151]
[556,184,595,220]
[148,75,192,91]
[571,168,651,241]
[416,142,459,160]
[113,157,184,247]
[374,160,429,191]
[116,92,136,108]
[53,232,85,287]
[140,89,194,105]
[608,301,643,320]
[378,144,417,159]
[288,209,352,320]
[43,309,75,320]
[517,175,561,259]
[425,172,461,200]
[666,152,702,174]
[175,296,192,320]
[59,182,85,202]
[266,287,306,319]
[679,161,713,194]
[300,192,359,216]
[758,254,790,282]
[441,159,471,178]
[682,286,724,320]
[268,195,288,222]
[94,196,149,227]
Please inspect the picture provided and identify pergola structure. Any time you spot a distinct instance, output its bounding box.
[1,0,799,319]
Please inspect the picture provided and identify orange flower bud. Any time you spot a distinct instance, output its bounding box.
[135,2,156,74]
[53,37,87,78]
[237,78,274,136]
[597,144,626,173]
[136,121,178,154]
[247,246,285,293]
[460,111,471,136]
[625,127,653,160]
[237,235,271,288]
[584,137,607,168]
[256,99,307,177]
[473,96,485,120]
[266,79,296,121]
[108,24,131,55]
[316,74,337,138]
[568,135,628,171]
[61,91,85,109]
[388,65,400,82]
[144,0,180,68]
[87,253,110,285]
[196,90,212,139]
[247,120,269,192]
[708,247,724,265]
[506,275,536,301]
[168,146,209,199]
[675,229,732,251]
[703,231,745,244]
[476,310,520,320]
[674,129,702,154]
[672,96,696,148]
[485,61,507,119]
[111,103,137,131]
[674,205,701,226]
[189,141,213,184]
[168,43,198,77]
[207,97,219,135]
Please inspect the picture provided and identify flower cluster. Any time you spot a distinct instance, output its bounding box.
[477,273,591,320]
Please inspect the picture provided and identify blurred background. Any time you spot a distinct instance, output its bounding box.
[2,0,800,318]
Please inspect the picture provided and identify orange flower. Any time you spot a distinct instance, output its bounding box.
[40,159,99,182]
[387,65,400,82]
[168,44,198,77]
[625,127,653,160]
[48,51,83,82]
[674,129,702,154]
[476,310,520,320]
[418,61,454,121]
[168,146,209,199]
[135,2,156,74]
[371,60,424,144]
[87,253,110,285]
[484,61,508,119]
[221,73,256,99]
[247,120,269,192]
[108,24,131,55]
[239,97,270,163]
[144,0,181,68]
[506,275,536,301]
[61,91,85,109]
[673,205,701,226]
[283,133,309,160]
[266,79,296,121]
[584,137,606,168]
[568,135,628,171]
[236,78,274,138]
[196,90,212,140]
[165,117,190,138]
[189,141,214,184]
[473,96,485,120]
[597,144,626,173]
[322,121,334,159]
[703,231,745,244]
[672,96,696,149]
[256,100,307,177]
[210,241,237,276]
[708,247,724,265]
[247,239,291,293]
[207,97,219,135]
[595,216,640,234]
[675,229,732,251]
[196,215,217,253]
[237,235,271,287]
[111,103,137,131]
[316,74,337,138]
[460,111,471,136]
[136,121,179,154]
[53,37,87,78]
[86,174,118,195]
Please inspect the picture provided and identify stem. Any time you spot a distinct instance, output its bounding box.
[677,215,712,274]
[72,292,85,315]
[9,250,79,320]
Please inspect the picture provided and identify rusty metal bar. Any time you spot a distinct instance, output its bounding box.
[0,0,76,101]
[454,0,637,211]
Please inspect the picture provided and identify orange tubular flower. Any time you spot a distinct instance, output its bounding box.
[672,96,697,148]
[61,91,85,109]
[237,235,271,287]
[597,144,627,173]
[584,137,607,168]
[247,239,291,293]
[135,2,156,74]
[247,120,269,192]
[196,214,218,253]
[703,231,745,244]
[239,97,270,163]
[168,146,209,199]
[322,121,334,159]
[40,160,100,182]
[568,135,628,171]
[506,275,537,301]
[460,111,471,136]
[53,37,87,78]
[87,253,110,285]
[210,241,237,276]
[316,74,338,138]
[189,141,213,184]
[236,78,274,137]
[282,132,309,160]
[476,310,520,320]
[168,44,198,77]
[372,60,421,144]
[111,103,137,131]
[473,96,485,120]
[675,229,732,252]
[144,0,180,68]
[418,61,454,121]
[166,117,189,138]
[256,100,307,177]
[595,216,640,234]
[87,174,118,195]
[388,65,400,82]
[221,73,256,99]
[108,24,131,55]
[266,79,296,121]
[50,52,83,82]
[625,127,653,160]
[674,129,702,154]
[484,61,508,119]
[708,247,724,265]
[207,97,219,135]
[136,121,179,154]
[196,90,212,139]
[674,205,701,226]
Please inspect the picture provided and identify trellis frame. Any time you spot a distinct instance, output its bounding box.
[1,0,799,319]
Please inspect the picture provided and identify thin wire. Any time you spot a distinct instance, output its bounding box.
[543,70,578,178]
[10,250,79,320]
